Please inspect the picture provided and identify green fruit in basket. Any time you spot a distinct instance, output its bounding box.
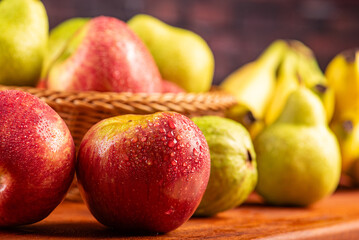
[0,0,48,86]
[128,14,214,93]
[192,116,257,217]
[41,17,90,78]
[254,87,341,206]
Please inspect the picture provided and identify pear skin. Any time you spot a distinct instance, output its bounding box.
[128,14,214,93]
[0,0,48,86]
[254,87,341,206]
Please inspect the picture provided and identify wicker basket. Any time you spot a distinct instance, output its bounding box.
[0,85,237,200]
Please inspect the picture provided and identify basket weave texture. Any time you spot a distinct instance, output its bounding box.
[0,85,237,200]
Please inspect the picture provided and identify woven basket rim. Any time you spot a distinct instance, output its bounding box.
[0,84,237,114]
[0,84,231,96]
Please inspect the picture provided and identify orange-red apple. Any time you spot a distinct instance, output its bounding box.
[0,90,76,226]
[76,112,210,233]
[47,16,162,93]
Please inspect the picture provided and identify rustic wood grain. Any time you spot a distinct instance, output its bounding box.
[1,189,359,239]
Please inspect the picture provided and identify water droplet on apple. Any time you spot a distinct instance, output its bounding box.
[159,128,165,133]
[131,137,138,143]
[168,120,176,129]
[193,148,198,156]
[171,160,177,166]
[170,152,175,157]
[165,208,174,215]
[161,136,166,141]
[168,140,175,148]
[176,135,182,141]
[183,162,188,167]
[167,131,173,138]
[141,136,147,142]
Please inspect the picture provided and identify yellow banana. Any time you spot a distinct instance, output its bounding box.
[330,111,359,173]
[264,48,299,125]
[220,40,288,136]
[225,103,265,138]
[294,40,335,122]
[326,49,359,121]
[326,49,359,175]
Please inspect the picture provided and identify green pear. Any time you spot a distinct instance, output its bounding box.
[254,87,341,206]
[41,17,90,78]
[192,116,257,217]
[0,0,48,86]
[128,14,214,93]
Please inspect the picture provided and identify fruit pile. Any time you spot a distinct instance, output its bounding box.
[0,0,358,235]
[0,0,214,94]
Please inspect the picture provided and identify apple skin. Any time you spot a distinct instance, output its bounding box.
[76,112,210,233]
[47,16,162,93]
[0,90,76,227]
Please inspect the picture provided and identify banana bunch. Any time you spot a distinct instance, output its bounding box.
[220,39,334,138]
[220,40,287,137]
[326,49,359,176]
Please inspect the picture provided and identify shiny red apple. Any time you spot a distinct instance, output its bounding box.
[76,112,210,233]
[47,16,162,93]
[0,90,76,227]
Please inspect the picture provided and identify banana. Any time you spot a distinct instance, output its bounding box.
[293,40,335,122]
[330,111,359,173]
[326,49,359,175]
[225,103,265,138]
[220,40,288,137]
[326,49,359,121]
[264,48,299,125]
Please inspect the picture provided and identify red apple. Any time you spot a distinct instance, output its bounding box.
[0,90,76,227]
[47,16,162,93]
[76,112,210,233]
[162,79,186,93]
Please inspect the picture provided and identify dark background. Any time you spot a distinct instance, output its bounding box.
[42,0,359,85]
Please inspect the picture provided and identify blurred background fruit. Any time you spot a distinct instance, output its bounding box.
[42,0,359,86]
[46,16,163,93]
[220,39,334,138]
[41,17,89,79]
[326,49,359,178]
[0,0,48,86]
[128,14,214,93]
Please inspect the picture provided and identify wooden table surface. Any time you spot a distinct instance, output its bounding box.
[1,189,359,239]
